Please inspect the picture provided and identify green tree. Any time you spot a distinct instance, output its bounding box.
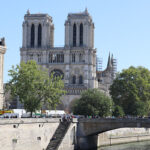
[113,105,124,117]
[7,60,65,116]
[110,66,150,116]
[73,89,113,117]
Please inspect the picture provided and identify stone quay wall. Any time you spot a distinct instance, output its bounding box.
[98,128,150,147]
[0,118,77,150]
[58,119,78,150]
[0,118,60,150]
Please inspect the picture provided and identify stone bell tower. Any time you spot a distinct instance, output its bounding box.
[64,9,97,88]
[21,10,54,63]
[0,38,6,109]
[22,10,54,49]
[65,8,94,48]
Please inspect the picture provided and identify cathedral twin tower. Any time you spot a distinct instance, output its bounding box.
[22,9,94,49]
[21,9,97,93]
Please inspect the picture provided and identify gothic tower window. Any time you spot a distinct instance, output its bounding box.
[73,23,76,47]
[60,54,64,63]
[72,53,75,63]
[38,24,42,47]
[79,75,83,84]
[38,54,41,63]
[57,54,60,63]
[49,53,53,63]
[31,24,35,47]
[79,53,82,62]
[72,75,76,84]
[53,54,57,63]
[80,23,83,46]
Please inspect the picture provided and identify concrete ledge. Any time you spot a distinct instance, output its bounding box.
[0,118,60,125]
[79,118,150,123]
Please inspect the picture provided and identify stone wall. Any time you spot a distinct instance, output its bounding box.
[0,118,60,150]
[98,128,150,147]
[0,118,77,150]
[58,119,78,150]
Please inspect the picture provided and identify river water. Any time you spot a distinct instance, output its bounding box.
[98,141,150,150]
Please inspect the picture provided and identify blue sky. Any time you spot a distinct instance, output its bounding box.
[1,0,150,83]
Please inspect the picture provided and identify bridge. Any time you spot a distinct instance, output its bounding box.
[77,118,150,149]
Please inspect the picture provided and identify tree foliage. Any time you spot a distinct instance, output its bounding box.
[110,66,150,116]
[113,105,124,117]
[7,60,65,115]
[73,89,113,117]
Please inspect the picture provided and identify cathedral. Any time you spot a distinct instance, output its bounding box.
[20,9,116,110]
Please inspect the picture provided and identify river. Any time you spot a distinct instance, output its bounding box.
[98,141,150,150]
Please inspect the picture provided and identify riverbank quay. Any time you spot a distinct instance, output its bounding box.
[98,128,150,147]
[0,118,77,150]
[77,118,150,149]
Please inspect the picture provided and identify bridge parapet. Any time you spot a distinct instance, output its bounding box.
[78,118,150,137]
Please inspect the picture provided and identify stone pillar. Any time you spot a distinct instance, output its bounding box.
[92,23,94,48]
[42,23,46,48]
[0,40,6,109]
[45,23,49,48]
[27,24,31,47]
[42,51,47,64]
[47,24,51,47]
[22,21,27,48]
[83,23,87,47]
[76,23,79,47]
[34,24,38,48]
[65,65,70,84]
[70,23,73,47]
[65,21,70,47]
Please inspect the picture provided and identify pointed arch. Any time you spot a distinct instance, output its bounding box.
[49,53,53,63]
[38,24,42,47]
[79,53,82,62]
[31,24,35,47]
[79,75,83,84]
[72,75,76,84]
[80,23,83,46]
[73,23,76,47]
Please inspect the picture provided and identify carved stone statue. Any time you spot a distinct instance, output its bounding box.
[0,37,5,46]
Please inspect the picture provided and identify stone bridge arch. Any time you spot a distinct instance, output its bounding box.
[77,118,150,149]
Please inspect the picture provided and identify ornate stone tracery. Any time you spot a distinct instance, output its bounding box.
[51,69,64,79]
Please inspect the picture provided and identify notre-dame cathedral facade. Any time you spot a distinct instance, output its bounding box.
[20,9,116,110]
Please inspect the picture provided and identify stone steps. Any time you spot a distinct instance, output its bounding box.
[46,121,71,150]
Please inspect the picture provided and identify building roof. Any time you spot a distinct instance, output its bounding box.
[24,10,52,21]
[68,8,92,20]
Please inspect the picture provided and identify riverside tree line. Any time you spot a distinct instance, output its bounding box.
[6,61,150,117]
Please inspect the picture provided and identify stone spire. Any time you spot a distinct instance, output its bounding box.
[111,54,114,66]
[85,8,88,14]
[107,52,112,68]
[27,9,30,15]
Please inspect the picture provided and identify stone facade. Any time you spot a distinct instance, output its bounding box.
[0,38,6,109]
[20,9,116,110]
[0,118,77,150]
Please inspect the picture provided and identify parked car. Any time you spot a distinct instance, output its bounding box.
[0,113,19,118]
